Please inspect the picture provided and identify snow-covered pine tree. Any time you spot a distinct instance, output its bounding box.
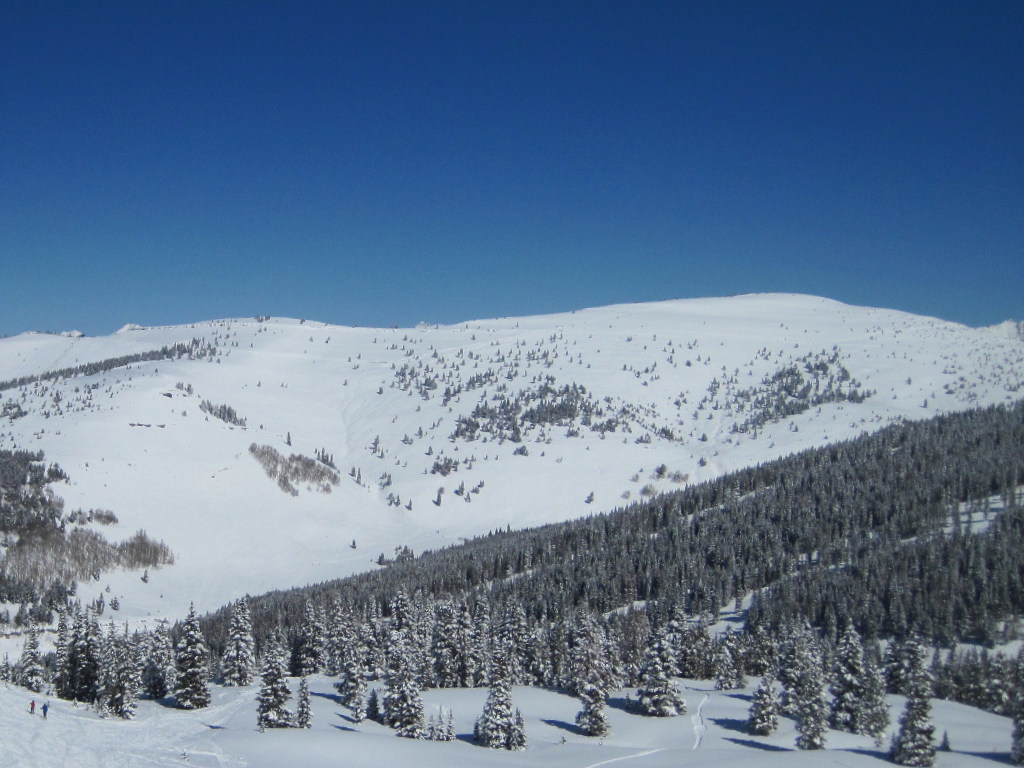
[862,645,891,745]
[1011,647,1024,765]
[677,617,715,679]
[101,622,139,719]
[714,630,746,690]
[470,596,493,687]
[431,599,462,688]
[748,671,781,735]
[568,612,611,737]
[336,645,368,720]
[890,637,935,766]
[508,708,527,751]
[67,607,102,704]
[291,600,326,677]
[884,638,911,695]
[142,619,175,700]
[575,668,610,737]
[222,598,256,686]
[497,604,529,685]
[175,603,211,710]
[830,621,867,733]
[383,627,424,738]
[17,623,45,693]
[53,610,71,698]
[636,627,687,717]
[257,635,292,729]
[295,677,312,728]
[789,624,829,750]
[566,611,609,695]
[366,688,381,723]
[474,651,520,749]
[324,603,356,676]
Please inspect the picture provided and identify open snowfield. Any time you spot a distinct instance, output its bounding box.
[2,675,1013,768]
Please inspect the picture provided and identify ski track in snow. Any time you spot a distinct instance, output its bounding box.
[691,694,709,749]
[582,747,664,768]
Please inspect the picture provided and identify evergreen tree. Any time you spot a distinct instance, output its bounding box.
[383,628,424,738]
[508,708,527,751]
[575,669,610,737]
[53,609,71,699]
[714,630,746,691]
[677,618,715,679]
[1011,647,1024,765]
[566,611,609,695]
[101,622,139,719]
[474,651,522,748]
[431,599,463,687]
[862,646,891,744]
[291,600,326,677]
[175,603,211,710]
[788,625,829,750]
[497,604,529,685]
[222,599,256,686]
[257,635,292,729]
[17,623,45,693]
[336,647,368,720]
[830,621,867,733]
[295,676,312,728]
[142,620,175,700]
[890,638,935,767]
[67,607,102,704]
[636,627,687,716]
[366,688,381,723]
[748,672,781,735]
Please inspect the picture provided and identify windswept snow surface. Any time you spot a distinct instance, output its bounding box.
[0,676,1012,768]
[0,294,1022,627]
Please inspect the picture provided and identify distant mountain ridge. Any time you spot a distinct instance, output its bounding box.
[0,293,1022,627]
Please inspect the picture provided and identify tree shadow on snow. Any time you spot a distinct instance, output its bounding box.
[541,718,586,736]
[311,690,344,706]
[928,751,1012,766]
[722,737,791,752]
[841,747,899,763]
[722,691,753,702]
[709,716,752,734]
[607,696,634,713]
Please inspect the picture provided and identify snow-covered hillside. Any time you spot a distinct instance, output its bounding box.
[1,294,1022,625]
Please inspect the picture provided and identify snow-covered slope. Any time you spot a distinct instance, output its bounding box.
[0,674,1011,768]
[1,294,1022,624]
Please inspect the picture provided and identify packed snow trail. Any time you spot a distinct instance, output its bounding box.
[581,749,664,768]
[691,693,709,749]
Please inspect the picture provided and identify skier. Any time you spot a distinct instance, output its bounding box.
[30,700,35,715]
[42,701,49,719]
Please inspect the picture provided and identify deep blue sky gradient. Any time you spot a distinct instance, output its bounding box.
[2,1,1021,336]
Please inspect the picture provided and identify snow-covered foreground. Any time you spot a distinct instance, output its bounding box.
[2,676,1012,768]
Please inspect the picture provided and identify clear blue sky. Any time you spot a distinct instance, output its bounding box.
[2,1,1021,336]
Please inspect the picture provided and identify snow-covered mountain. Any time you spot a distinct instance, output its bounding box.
[2,293,1022,626]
